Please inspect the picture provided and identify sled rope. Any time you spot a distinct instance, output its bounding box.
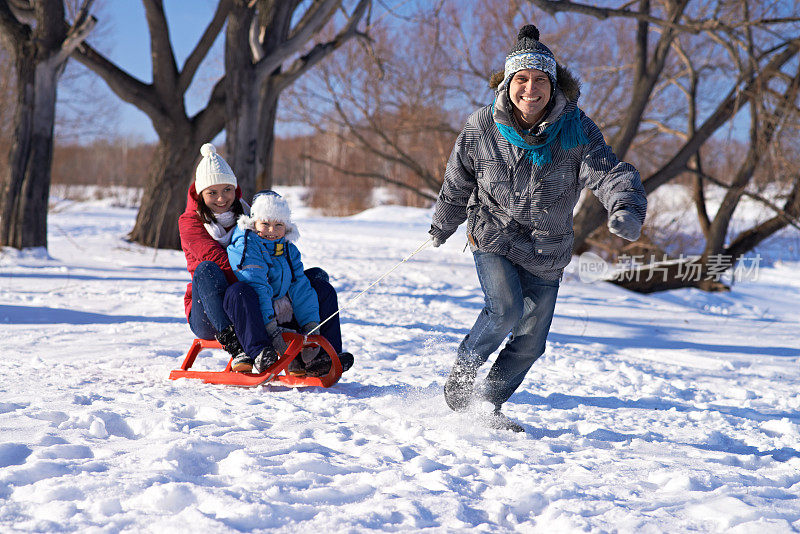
[306,237,433,337]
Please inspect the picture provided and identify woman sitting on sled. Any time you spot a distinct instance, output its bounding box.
[178,143,353,375]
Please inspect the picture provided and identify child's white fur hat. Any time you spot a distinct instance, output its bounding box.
[238,190,299,241]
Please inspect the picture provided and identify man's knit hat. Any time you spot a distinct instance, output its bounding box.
[195,143,237,194]
[498,25,557,92]
[238,190,299,241]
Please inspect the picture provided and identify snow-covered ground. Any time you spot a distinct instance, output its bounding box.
[1,190,799,533]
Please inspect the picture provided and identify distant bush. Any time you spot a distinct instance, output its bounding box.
[51,139,155,188]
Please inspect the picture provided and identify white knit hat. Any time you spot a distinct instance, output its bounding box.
[237,190,299,241]
[195,143,237,194]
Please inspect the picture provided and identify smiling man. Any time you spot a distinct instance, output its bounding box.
[428,25,647,432]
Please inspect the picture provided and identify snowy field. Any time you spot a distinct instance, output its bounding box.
[1,189,799,533]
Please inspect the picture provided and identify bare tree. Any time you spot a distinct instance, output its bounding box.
[68,0,369,249]
[283,3,464,205]
[0,0,95,249]
[70,0,232,249]
[523,0,800,291]
[224,0,370,193]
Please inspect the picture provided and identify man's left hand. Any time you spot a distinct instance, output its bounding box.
[608,210,642,241]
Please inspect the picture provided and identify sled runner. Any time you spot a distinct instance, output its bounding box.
[169,332,342,387]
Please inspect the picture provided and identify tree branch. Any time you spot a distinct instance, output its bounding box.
[643,37,800,194]
[52,3,96,66]
[725,176,800,259]
[178,0,231,95]
[71,41,164,123]
[191,74,227,144]
[686,168,800,232]
[142,0,179,99]
[272,0,369,93]
[527,0,798,34]
[253,0,339,85]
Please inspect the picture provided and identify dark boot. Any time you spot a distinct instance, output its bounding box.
[300,351,353,377]
[304,352,332,377]
[482,408,525,433]
[216,325,252,373]
[443,362,478,412]
[338,352,354,373]
[253,346,280,374]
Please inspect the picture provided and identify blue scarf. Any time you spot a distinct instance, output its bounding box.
[494,104,588,166]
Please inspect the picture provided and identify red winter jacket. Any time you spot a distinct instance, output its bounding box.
[179,183,243,320]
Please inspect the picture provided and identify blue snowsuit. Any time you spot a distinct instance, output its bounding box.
[227,228,320,328]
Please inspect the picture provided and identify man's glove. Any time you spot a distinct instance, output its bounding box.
[299,322,321,363]
[608,210,642,241]
[265,320,294,355]
[431,235,446,248]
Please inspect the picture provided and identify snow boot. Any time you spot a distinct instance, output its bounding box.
[296,352,352,377]
[482,409,525,433]
[216,325,252,373]
[304,352,333,377]
[443,362,478,412]
[338,352,354,373]
[287,358,306,377]
[230,354,254,373]
[253,346,280,374]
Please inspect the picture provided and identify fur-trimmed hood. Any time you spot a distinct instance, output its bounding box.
[490,64,581,104]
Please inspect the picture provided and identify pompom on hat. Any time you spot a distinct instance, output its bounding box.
[497,25,557,92]
[195,143,237,194]
[238,190,299,242]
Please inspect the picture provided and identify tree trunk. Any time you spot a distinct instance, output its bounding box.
[610,258,729,293]
[224,0,368,195]
[224,2,258,196]
[0,0,94,250]
[572,195,608,253]
[725,178,800,260]
[127,131,198,250]
[1,44,58,249]
[255,84,278,191]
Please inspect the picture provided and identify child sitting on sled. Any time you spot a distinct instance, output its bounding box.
[227,190,353,376]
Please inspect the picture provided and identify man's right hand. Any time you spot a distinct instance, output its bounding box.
[431,235,445,248]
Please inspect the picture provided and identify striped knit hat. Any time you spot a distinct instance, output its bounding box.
[498,25,557,92]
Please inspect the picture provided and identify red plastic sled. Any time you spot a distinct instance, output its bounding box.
[169,332,342,388]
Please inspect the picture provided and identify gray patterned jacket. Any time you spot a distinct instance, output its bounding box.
[430,71,647,280]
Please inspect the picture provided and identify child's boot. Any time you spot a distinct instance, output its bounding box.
[253,346,280,374]
[216,325,253,372]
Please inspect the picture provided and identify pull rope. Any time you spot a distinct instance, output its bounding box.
[305,237,433,338]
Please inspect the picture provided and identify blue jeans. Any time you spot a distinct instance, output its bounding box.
[189,261,269,358]
[457,250,559,407]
